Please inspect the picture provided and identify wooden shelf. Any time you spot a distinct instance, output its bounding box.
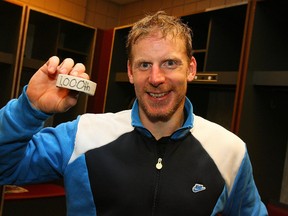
[4,184,65,200]
[0,52,14,64]
[0,0,25,109]
[3,183,66,216]
[22,58,45,69]
[193,49,207,53]
[17,7,97,126]
[253,71,288,86]
[192,71,238,85]
[57,47,89,57]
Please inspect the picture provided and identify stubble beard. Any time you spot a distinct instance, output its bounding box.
[138,94,185,123]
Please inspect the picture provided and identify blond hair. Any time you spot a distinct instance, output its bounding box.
[126,11,193,61]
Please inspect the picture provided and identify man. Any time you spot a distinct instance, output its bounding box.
[0,11,267,215]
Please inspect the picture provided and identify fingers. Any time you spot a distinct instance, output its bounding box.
[44,56,89,81]
[69,63,89,79]
[41,56,60,75]
[56,58,88,79]
[57,58,75,75]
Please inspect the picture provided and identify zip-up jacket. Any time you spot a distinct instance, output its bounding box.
[0,87,268,215]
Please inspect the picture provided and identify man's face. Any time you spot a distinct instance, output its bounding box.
[128,31,196,122]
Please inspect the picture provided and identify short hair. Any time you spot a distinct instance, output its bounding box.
[126,11,193,61]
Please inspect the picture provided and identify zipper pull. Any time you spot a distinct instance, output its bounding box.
[156,158,163,170]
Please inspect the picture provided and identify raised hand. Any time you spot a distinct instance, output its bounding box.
[26,56,89,113]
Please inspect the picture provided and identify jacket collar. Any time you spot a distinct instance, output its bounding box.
[131,97,194,140]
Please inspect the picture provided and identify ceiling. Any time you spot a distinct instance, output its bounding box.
[106,0,141,5]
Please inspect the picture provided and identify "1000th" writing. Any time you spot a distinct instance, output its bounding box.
[57,75,92,92]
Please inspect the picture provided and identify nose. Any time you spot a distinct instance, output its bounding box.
[149,65,165,86]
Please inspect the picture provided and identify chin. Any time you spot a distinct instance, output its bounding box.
[145,109,174,122]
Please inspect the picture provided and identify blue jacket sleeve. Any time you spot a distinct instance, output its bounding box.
[0,88,78,185]
[223,152,268,215]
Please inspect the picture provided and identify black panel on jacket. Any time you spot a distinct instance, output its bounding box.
[85,129,225,216]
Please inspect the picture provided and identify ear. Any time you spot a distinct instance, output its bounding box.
[127,60,134,84]
[187,56,197,82]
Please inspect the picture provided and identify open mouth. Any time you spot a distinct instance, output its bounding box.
[149,92,168,98]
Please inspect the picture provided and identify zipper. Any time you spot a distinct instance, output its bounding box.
[152,157,162,216]
[155,158,163,170]
[152,137,168,216]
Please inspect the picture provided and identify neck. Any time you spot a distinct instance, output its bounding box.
[140,109,185,140]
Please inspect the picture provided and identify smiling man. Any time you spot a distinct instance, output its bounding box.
[127,27,196,139]
[0,11,267,215]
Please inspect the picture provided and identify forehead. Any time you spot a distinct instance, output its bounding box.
[131,30,186,54]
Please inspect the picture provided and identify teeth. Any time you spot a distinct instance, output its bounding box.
[149,92,166,98]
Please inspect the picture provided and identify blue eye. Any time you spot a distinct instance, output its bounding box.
[162,60,178,69]
[138,62,151,70]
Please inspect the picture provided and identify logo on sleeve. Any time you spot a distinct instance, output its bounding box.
[192,184,206,193]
